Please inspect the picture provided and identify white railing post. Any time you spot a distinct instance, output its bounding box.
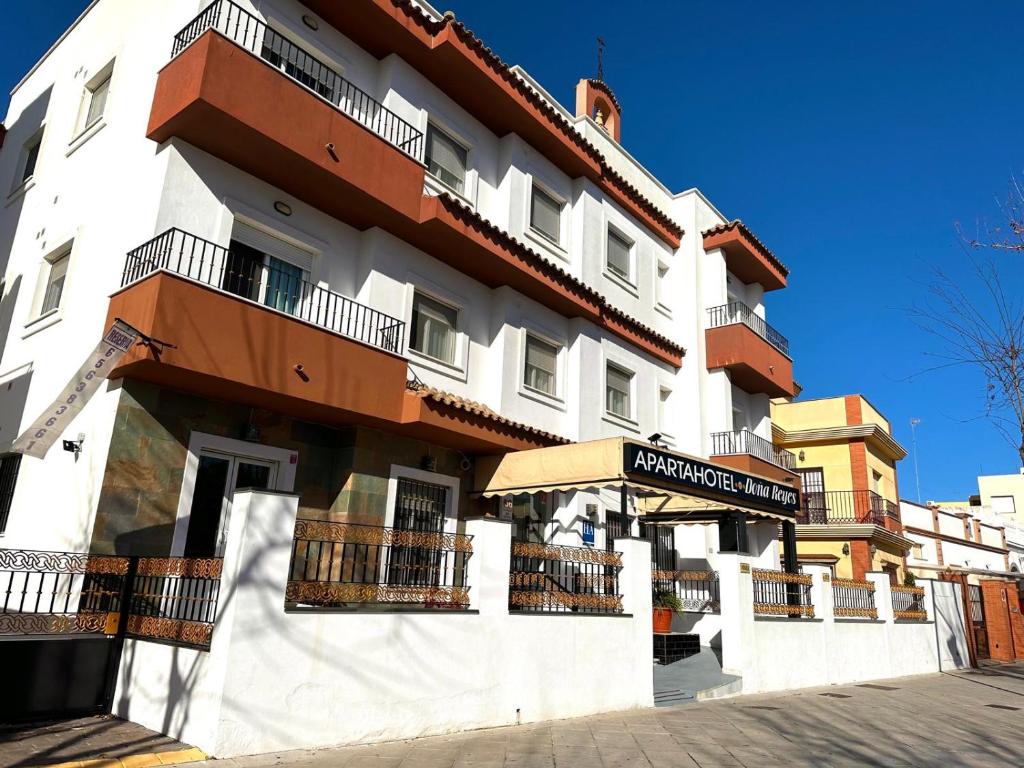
[615,536,654,705]
[465,517,511,615]
[717,553,755,680]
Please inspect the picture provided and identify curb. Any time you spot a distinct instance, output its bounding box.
[28,747,207,768]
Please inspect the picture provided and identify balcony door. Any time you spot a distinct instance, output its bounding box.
[797,468,827,523]
[225,221,314,317]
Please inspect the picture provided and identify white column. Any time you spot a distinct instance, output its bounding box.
[615,536,654,706]
[866,571,895,680]
[465,516,511,615]
[717,552,755,681]
[802,565,833,684]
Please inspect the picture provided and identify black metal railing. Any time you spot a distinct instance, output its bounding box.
[125,558,223,649]
[122,228,406,355]
[707,301,790,357]
[0,549,129,635]
[508,541,623,615]
[798,490,901,526]
[286,519,473,608]
[651,569,720,612]
[710,429,797,471]
[751,568,814,618]
[892,585,927,621]
[172,0,424,161]
[832,578,877,619]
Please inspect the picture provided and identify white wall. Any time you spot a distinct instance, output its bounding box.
[115,491,654,758]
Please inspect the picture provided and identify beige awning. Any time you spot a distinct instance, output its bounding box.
[473,436,797,522]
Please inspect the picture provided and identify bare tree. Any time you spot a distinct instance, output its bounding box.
[914,177,1024,464]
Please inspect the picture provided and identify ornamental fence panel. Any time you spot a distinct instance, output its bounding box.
[832,578,877,619]
[509,541,623,615]
[651,569,720,612]
[287,519,473,609]
[125,557,224,649]
[892,585,927,621]
[751,568,814,618]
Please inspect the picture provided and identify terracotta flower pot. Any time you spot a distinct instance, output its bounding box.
[653,607,673,634]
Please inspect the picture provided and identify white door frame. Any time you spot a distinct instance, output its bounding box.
[382,464,460,587]
[170,431,298,556]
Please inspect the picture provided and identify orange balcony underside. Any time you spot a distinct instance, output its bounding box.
[705,324,796,398]
[303,1,681,249]
[107,272,557,453]
[710,454,800,486]
[703,229,787,291]
[147,32,681,368]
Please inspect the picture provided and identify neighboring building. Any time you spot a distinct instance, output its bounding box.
[977,469,1024,523]
[902,498,1024,664]
[771,394,914,581]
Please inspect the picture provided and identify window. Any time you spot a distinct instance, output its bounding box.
[17,131,43,187]
[225,240,306,316]
[606,228,632,282]
[658,387,671,431]
[83,73,110,130]
[425,124,468,194]
[871,470,883,495]
[992,496,1016,516]
[911,543,924,559]
[656,262,669,307]
[39,252,69,315]
[524,334,558,396]
[529,184,561,245]
[0,454,21,534]
[411,291,458,364]
[260,29,335,101]
[605,363,633,418]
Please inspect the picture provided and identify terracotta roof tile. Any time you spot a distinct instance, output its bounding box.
[702,220,789,277]
[586,78,622,114]
[434,192,687,362]
[407,382,571,445]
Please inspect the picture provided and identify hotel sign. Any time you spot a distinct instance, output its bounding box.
[624,443,799,515]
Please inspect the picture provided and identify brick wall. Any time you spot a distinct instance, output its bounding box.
[979,581,1024,662]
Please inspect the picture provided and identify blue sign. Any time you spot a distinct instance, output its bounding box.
[581,520,595,546]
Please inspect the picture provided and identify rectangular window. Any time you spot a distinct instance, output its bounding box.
[658,387,671,431]
[425,124,468,194]
[83,73,111,130]
[606,363,633,418]
[529,185,561,245]
[992,495,1016,515]
[411,291,458,364]
[606,228,632,281]
[656,262,668,306]
[0,454,22,534]
[20,132,42,185]
[39,252,70,315]
[524,334,558,396]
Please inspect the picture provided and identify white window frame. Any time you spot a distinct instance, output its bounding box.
[24,239,74,335]
[992,495,1017,516]
[603,360,637,427]
[657,385,674,442]
[655,259,671,316]
[407,283,468,379]
[10,127,44,196]
[68,60,115,154]
[604,224,636,291]
[424,120,472,201]
[518,328,565,408]
[228,219,316,316]
[170,432,298,557]
[522,175,569,261]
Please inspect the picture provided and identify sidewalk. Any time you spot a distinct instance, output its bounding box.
[0,716,202,768]
[190,664,1024,768]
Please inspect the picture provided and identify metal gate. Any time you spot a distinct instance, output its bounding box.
[968,584,989,660]
[0,549,223,722]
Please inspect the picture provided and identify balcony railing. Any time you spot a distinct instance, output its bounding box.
[710,429,797,471]
[508,541,623,615]
[798,490,901,526]
[172,0,424,162]
[892,585,927,621]
[706,301,790,357]
[286,519,473,609]
[752,569,814,618]
[125,557,223,649]
[122,228,406,355]
[651,569,720,613]
[832,578,877,619]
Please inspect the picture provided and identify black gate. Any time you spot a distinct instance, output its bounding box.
[0,549,223,723]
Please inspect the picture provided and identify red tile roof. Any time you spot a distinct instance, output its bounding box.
[702,220,789,278]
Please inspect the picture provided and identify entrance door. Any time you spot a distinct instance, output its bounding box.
[640,521,675,571]
[797,468,827,523]
[969,584,990,660]
[183,452,275,557]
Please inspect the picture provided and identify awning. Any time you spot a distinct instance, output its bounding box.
[473,436,799,521]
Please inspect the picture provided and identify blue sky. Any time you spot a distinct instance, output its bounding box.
[3,1,1023,500]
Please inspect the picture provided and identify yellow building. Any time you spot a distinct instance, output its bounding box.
[771,395,914,581]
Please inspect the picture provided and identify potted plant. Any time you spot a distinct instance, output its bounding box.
[652,589,682,633]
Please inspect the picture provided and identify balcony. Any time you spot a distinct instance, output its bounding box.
[710,429,798,480]
[108,229,410,427]
[798,491,902,528]
[705,302,795,398]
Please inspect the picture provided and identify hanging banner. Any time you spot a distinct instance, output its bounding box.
[13,320,139,459]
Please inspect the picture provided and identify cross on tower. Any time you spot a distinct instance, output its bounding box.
[596,36,606,81]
